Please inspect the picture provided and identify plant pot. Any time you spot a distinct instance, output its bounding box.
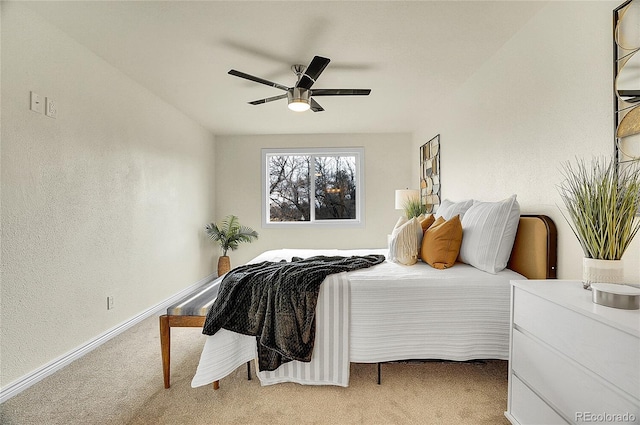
[582,258,624,290]
[217,256,231,277]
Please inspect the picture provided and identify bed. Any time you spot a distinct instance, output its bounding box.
[190,213,557,389]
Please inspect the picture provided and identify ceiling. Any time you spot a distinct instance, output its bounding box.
[22,1,546,136]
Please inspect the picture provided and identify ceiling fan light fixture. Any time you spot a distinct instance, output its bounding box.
[287,88,310,112]
[229,55,370,112]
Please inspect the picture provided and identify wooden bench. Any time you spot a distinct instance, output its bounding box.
[159,277,250,389]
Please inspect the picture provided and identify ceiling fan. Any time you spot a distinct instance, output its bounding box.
[228,56,371,112]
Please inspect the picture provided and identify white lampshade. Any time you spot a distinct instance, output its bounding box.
[395,189,420,209]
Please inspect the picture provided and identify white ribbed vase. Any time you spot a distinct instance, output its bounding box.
[582,258,624,290]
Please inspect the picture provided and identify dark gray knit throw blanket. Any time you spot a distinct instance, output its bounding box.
[202,255,385,372]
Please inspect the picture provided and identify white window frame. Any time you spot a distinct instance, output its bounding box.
[262,147,365,228]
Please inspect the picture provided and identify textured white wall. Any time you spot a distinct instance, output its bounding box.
[1,4,216,386]
[214,133,413,267]
[413,1,639,283]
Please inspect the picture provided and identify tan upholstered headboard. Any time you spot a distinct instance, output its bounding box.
[507,215,557,279]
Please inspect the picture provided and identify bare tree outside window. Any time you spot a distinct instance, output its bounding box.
[263,148,364,226]
[314,156,356,220]
[268,155,311,222]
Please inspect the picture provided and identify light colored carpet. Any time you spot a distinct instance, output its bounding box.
[1,314,511,424]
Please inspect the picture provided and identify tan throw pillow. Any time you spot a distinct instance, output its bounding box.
[416,214,435,257]
[420,215,463,269]
[418,214,436,232]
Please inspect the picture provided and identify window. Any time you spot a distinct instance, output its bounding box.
[262,148,364,227]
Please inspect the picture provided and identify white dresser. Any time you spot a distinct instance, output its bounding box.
[506,280,640,425]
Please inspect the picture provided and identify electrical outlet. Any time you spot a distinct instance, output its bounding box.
[45,97,57,119]
[107,296,114,310]
[30,91,43,114]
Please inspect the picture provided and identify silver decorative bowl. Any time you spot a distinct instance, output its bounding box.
[591,283,640,310]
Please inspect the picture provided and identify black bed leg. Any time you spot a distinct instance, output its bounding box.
[377,363,381,385]
[247,361,252,381]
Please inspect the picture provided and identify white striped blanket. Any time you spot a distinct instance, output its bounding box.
[191,271,351,387]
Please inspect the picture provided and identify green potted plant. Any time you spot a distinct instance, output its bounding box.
[403,196,427,219]
[205,215,258,276]
[557,156,640,289]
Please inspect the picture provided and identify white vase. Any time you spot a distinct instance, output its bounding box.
[582,258,624,290]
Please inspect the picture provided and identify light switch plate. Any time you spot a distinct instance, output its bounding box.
[30,91,43,114]
[45,97,57,119]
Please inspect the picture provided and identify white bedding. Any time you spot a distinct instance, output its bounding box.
[191,248,524,388]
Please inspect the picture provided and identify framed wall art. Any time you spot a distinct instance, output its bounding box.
[420,134,441,213]
[613,1,640,215]
[613,0,640,171]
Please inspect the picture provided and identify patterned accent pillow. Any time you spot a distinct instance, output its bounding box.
[388,217,423,265]
[458,195,520,274]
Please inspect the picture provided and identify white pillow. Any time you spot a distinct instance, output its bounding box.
[435,199,474,220]
[388,217,422,265]
[387,215,407,255]
[458,195,520,274]
[392,215,408,230]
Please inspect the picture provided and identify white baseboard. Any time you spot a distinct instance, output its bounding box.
[0,273,216,404]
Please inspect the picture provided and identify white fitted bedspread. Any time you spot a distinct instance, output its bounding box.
[191,248,523,388]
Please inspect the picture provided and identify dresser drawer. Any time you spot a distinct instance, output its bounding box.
[513,288,640,399]
[512,329,640,423]
[509,374,568,425]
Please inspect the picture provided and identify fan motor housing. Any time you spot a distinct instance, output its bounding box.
[287,87,311,111]
[287,87,310,103]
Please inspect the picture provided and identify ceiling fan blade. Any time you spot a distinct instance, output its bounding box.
[312,89,371,96]
[228,70,289,91]
[296,56,330,89]
[248,94,288,105]
[310,98,324,112]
